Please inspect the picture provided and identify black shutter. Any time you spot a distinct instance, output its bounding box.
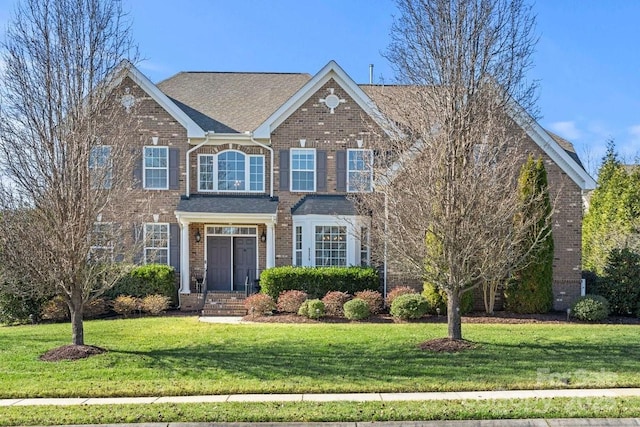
[317,150,327,192]
[336,150,347,192]
[132,149,142,189]
[169,223,180,272]
[279,149,289,191]
[169,148,180,190]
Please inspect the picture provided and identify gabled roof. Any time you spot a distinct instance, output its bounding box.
[110,61,206,138]
[253,60,388,139]
[361,83,596,191]
[157,72,311,134]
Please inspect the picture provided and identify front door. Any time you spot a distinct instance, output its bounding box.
[206,235,257,291]
[207,236,231,291]
[233,237,256,291]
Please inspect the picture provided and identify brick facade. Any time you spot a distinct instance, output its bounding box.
[106,63,590,312]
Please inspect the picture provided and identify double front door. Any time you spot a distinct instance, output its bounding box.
[206,236,257,291]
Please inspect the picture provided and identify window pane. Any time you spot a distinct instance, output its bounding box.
[144,147,168,189]
[199,155,214,190]
[314,226,346,266]
[89,146,112,189]
[218,151,245,191]
[249,156,264,191]
[291,149,315,191]
[144,223,169,265]
[347,149,372,192]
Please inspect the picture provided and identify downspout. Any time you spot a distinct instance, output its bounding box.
[249,132,274,198]
[185,134,212,198]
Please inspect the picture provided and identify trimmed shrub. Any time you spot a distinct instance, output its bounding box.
[84,298,109,319]
[571,295,610,322]
[259,266,379,299]
[385,286,417,308]
[0,292,47,325]
[298,299,325,319]
[112,295,140,317]
[107,264,177,304]
[343,298,370,320]
[244,293,275,316]
[322,291,352,317]
[422,282,474,315]
[595,248,640,316]
[140,294,171,315]
[41,296,69,321]
[277,290,308,313]
[390,293,430,320]
[354,290,383,315]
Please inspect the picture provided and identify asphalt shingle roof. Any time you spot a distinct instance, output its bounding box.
[291,195,357,216]
[157,72,312,133]
[177,195,279,215]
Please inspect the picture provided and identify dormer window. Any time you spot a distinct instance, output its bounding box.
[198,150,264,193]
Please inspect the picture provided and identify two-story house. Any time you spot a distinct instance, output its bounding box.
[109,60,595,313]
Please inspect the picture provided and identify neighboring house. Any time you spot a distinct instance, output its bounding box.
[106,60,595,312]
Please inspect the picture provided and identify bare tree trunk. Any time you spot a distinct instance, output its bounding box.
[447,290,462,340]
[69,294,85,346]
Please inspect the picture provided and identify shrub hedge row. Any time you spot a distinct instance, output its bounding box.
[259,266,379,299]
[106,264,177,303]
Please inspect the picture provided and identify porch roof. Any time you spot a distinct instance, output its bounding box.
[177,194,279,215]
[291,195,357,216]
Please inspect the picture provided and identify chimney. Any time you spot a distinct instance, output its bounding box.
[369,64,374,84]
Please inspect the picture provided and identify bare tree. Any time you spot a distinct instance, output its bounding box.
[0,0,139,346]
[359,0,547,340]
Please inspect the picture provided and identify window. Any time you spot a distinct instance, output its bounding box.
[144,146,168,189]
[294,226,303,266]
[144,223,169,264]
[360,227,370,266]
[89,222,114,261]
[291,149,315,192]
[249,156,264,191]
[198,151,264,192]
[347,149,373,192]
[314,226,347,266]
[89,146,112,189]
[218,151,245,191]
[199,155,215,190]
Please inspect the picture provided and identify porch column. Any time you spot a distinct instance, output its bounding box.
[179,220,191,294]
[266,222,275,269]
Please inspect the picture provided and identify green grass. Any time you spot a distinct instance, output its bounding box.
[1,398,640,426]
[0,317,638,398]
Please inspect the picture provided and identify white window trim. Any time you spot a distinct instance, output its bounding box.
[144,222,170,265]
[198,151,265,193]
[292,215,368,267]
[290,148,316,193]
[143,146,169,190]
[347,148,373,193]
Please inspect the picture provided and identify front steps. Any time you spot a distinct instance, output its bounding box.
[201,291,247,316]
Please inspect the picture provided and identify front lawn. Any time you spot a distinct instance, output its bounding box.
[0,316,638,398]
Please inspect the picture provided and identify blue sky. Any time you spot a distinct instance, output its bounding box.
[1,0,638,175]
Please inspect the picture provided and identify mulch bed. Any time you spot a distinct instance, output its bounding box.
[40,345,106,362]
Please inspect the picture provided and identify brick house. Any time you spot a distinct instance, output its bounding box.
[109,60,595,312]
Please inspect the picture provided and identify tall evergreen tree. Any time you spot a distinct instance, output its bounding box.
[505,155,554,313]
[583,141,640,275]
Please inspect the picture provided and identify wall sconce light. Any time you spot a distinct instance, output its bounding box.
[195,229,201,243]
[260,231,267,243]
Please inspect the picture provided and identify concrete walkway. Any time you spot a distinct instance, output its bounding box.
[2,388,640,406]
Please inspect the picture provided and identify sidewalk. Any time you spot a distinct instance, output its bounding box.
[2,388,640,406]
